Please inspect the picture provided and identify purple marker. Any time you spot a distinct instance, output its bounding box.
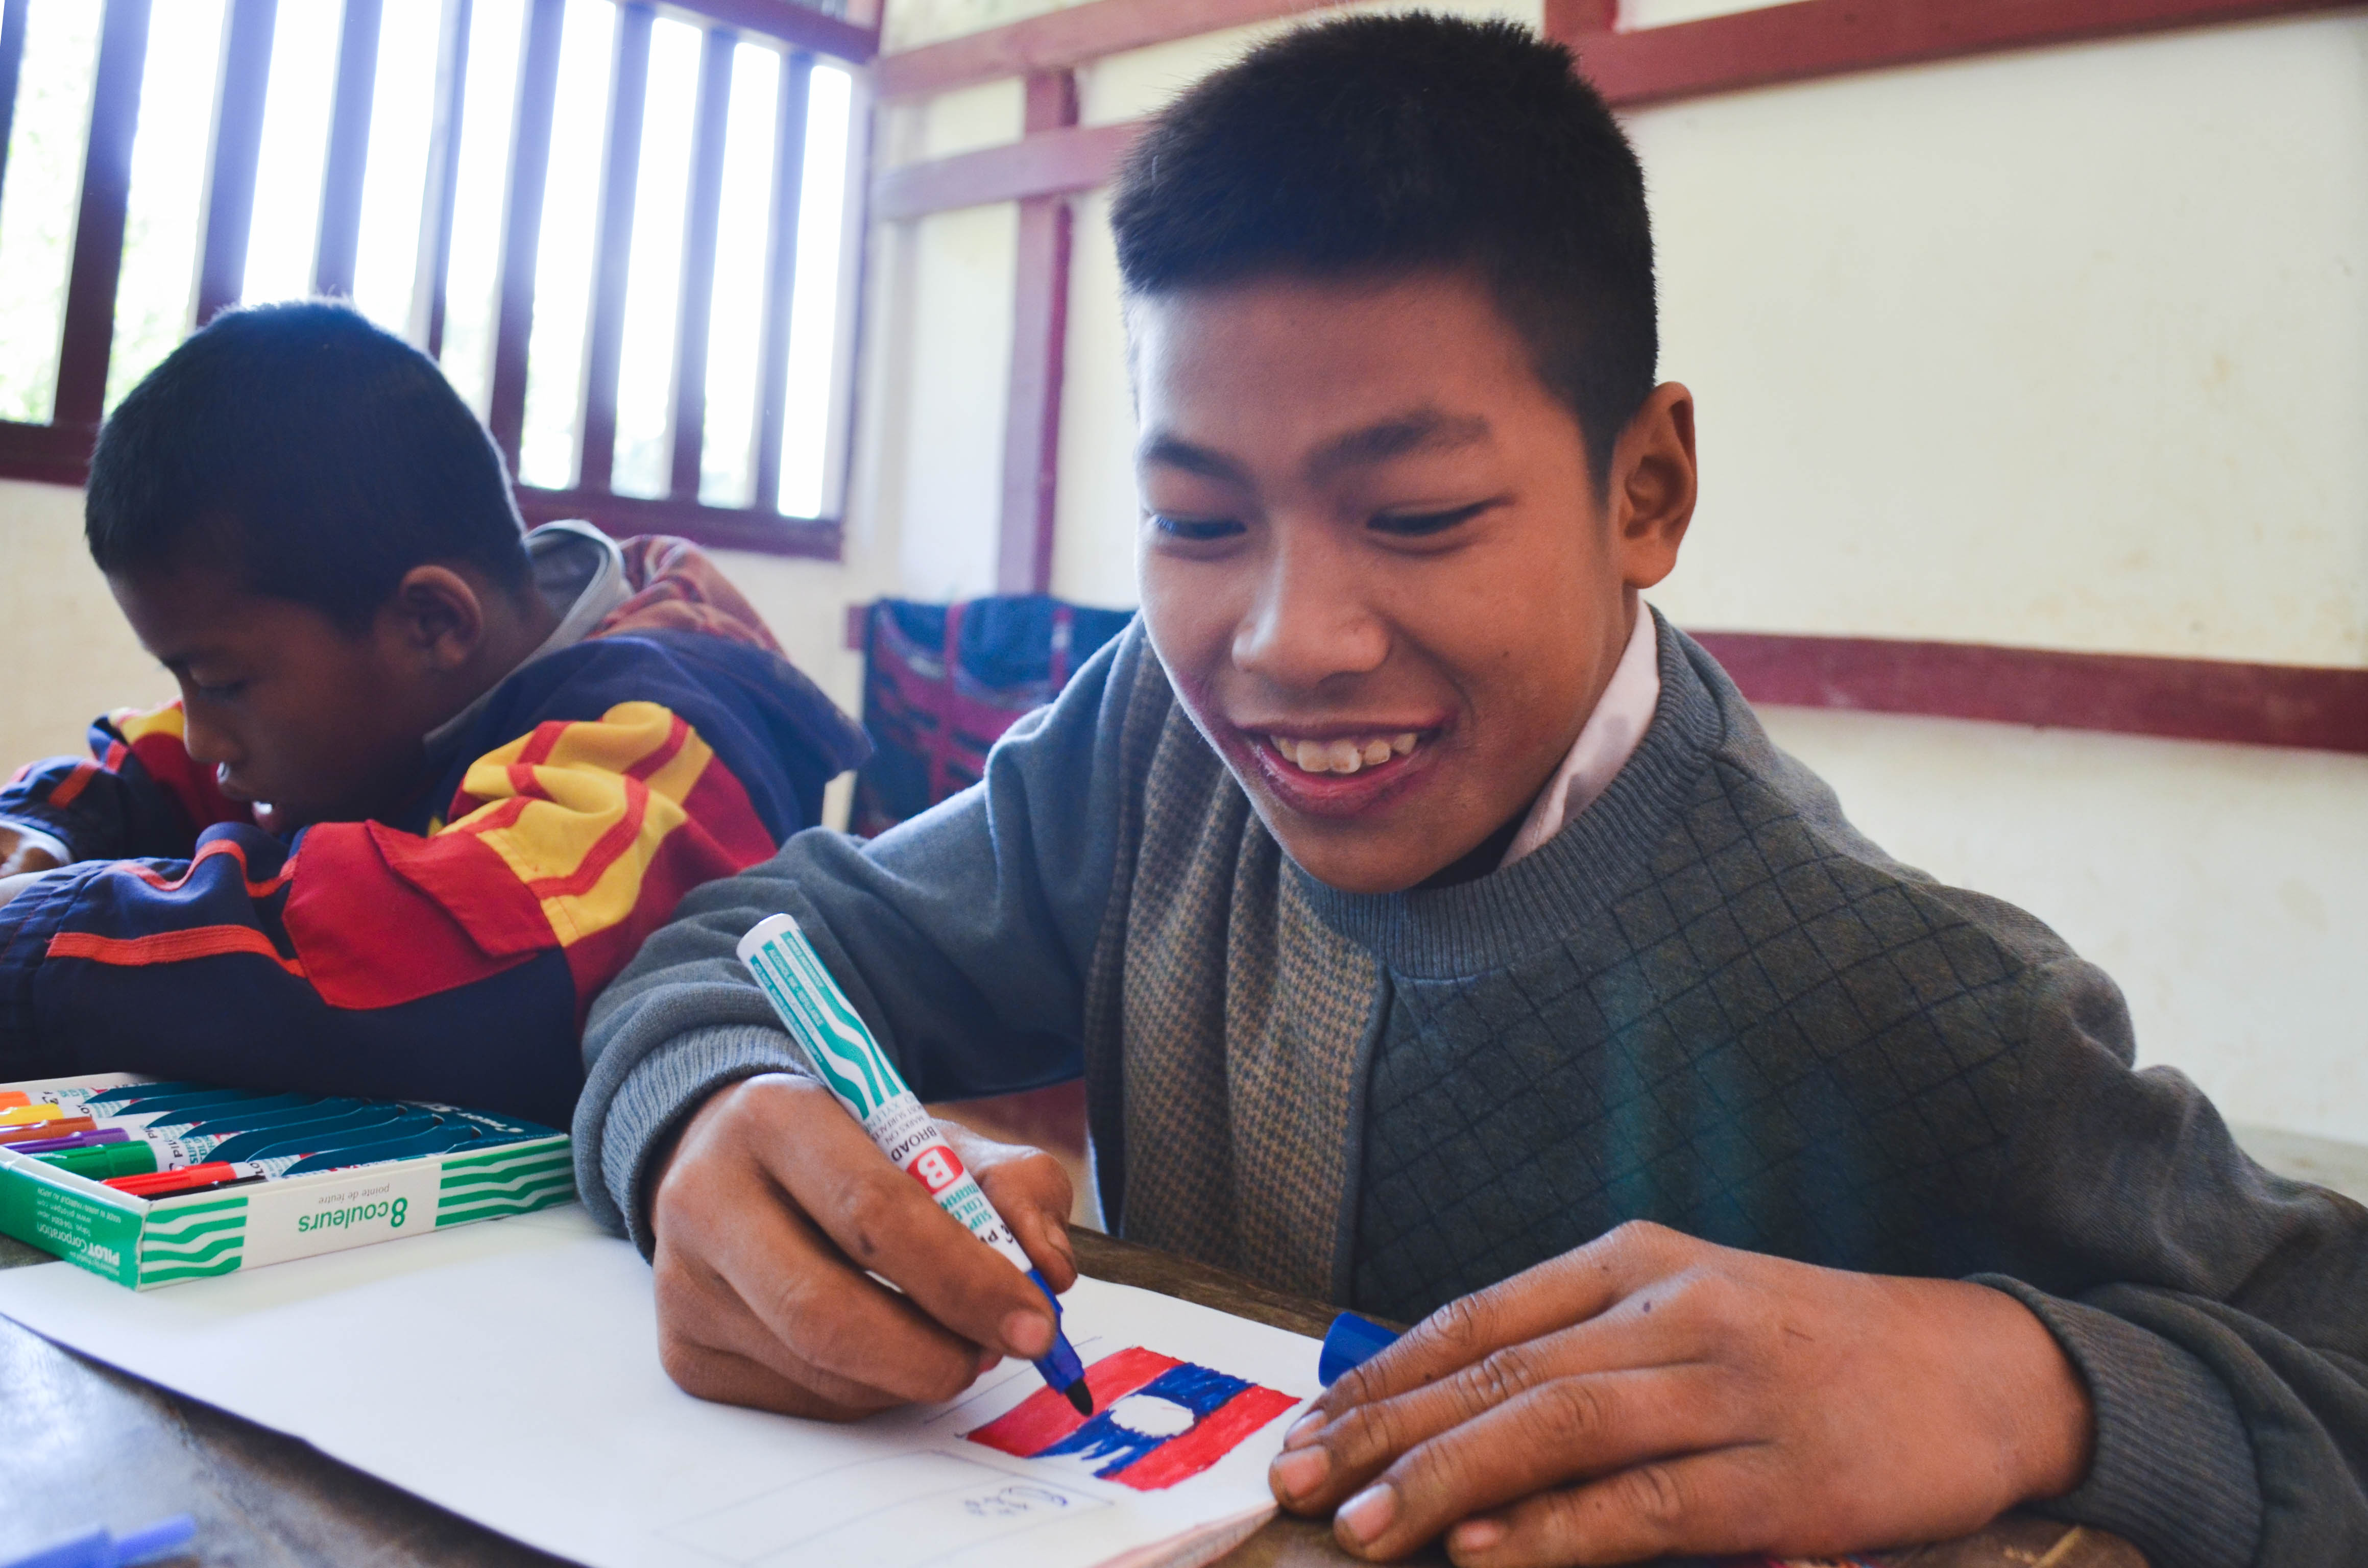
[4,1128,130,1157]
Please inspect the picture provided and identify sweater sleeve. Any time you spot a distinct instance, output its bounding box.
[574,618,1149,1253]
[1978,957,2368,1568]
[0,702,251,863]
[0,700,786,1129]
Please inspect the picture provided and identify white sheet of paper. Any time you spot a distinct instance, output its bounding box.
[0,1206,1323,1568]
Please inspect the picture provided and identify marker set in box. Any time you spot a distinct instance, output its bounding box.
[0,1074,574,1288]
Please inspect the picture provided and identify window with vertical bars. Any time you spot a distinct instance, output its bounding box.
[0,0,876,557]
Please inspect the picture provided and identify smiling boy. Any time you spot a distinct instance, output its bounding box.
[0,303,865,1125]
[573,17,2366,1567]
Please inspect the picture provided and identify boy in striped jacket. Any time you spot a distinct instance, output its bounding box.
[0,302,864,1127]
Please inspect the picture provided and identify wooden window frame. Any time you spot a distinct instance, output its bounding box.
[0,0,878,560]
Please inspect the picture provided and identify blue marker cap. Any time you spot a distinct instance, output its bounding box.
[1318,1312,1402,1386]
[2,1515,195,1568]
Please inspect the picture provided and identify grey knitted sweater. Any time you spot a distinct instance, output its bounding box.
[576,614,2368,1568]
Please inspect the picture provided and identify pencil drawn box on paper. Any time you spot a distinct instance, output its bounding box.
[0,1073,574,1289]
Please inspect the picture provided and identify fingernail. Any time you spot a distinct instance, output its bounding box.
[1001,1310,1053,1358]
[1271,1444,1328,1501]
[1336,1483,1396,1546]
[1284,1411,1324,1448]
[1450,1518,1507,1557]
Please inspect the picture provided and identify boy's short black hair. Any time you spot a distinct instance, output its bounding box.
[1110,13,1656,479]
[87,301,531,629]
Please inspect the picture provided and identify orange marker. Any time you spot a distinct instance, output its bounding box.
[0,1116,96,1146]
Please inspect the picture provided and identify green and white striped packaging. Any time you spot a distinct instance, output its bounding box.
[0,1073,576,1289]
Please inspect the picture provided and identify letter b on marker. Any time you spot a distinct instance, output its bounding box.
[910,1147,965,1196]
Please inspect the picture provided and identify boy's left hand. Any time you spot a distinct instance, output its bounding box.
[1269,1220,2093,1566]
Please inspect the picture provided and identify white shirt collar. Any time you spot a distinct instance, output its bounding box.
[1500,602,1662,870]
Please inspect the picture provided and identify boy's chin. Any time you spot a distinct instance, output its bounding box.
[1266,820,1465,897]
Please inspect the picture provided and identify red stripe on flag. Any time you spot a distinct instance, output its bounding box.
[1106,1384,1299,1491]
[965,1346,1180,1458]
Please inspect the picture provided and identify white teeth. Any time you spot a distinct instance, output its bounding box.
[1269,732,1424,775]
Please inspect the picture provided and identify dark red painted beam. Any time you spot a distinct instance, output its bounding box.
[0,422,100,488]
[1568,0,2360,108]
[312,0,382,298]
[577,1,652,494]
[877,0,1339,99]
[195,0,276,327]
[1692,632,2368,754]
[421,0,473,358]
[752,52,815,513]
[872,120,1137,221]
[0,0,34,210]
[669,27,738,501]
[679,0,877,63]
[487,0,567,471]
[996,69,1075,595]
[514,484,841,558]
[51,0,150,432]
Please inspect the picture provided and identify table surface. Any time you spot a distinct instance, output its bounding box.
[0,1222,2145,1568]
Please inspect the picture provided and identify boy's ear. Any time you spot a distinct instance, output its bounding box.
[383,566,488,671]
[1609,381,1697,592]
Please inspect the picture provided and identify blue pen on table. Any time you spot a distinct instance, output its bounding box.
[736,913,1095,1416]
[0,1514,194,1568]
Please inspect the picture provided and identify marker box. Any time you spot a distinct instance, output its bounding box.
[0,1073,575,1289]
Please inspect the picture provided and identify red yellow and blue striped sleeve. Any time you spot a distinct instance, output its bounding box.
[0,702,251,863]
[0,700,788,1126]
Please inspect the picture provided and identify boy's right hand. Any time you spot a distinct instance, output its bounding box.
[0,826,62,877]
[646,1071,1078,1420]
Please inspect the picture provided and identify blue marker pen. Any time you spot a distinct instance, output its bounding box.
[737,913,1094,1415]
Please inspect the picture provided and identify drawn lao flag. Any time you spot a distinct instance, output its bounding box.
[966,1346,1300,1491]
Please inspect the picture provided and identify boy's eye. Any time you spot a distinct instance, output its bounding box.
[1369,500,1495,537]
[190,680,248,701]
[1148,514,1245,543]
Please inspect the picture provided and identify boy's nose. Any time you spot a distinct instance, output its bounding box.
[1231,532,1388,692]
[179,710,241,771]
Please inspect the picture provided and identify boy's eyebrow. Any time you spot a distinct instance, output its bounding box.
[1137,410,1494,488]
[1305,411,1492,483]
[1137,433,1251,483]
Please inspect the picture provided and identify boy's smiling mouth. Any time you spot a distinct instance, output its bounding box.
[1264,730,1421,775]
[1228,721,1446,822]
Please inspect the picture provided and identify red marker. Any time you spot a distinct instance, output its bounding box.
[107,1163,263,1198]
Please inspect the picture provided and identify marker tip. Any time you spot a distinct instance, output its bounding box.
[1065,1381,1094,1416]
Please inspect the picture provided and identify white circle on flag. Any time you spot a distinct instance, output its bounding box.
[1104,1394,1196,1437]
